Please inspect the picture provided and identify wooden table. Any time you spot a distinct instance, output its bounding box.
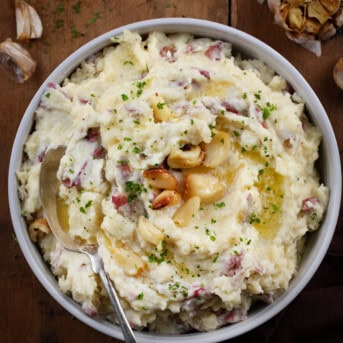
[1,1,342,342]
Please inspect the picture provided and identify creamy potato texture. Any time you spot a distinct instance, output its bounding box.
[18,31,328,332]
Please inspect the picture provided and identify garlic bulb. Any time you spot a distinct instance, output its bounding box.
[333,58,343,90]
[0,39,37,83]
[263,0,343,56]
[16,0,43,41]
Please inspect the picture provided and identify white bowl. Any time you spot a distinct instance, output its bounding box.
[8,18,342,343]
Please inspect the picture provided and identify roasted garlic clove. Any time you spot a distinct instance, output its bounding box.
[137,216,165,245]
[110,246,146,276]
[152,190,181,209]
[149,94,174,122]
[184,174,226,205]
[333,58,343,90]
[173,196,201,227]
[288,6,305,30]
[202,130,231,168]
[167,145,205,169]
[0,39,37,83]
[28,218,50,243]
[143,168,178,190]
[16,0,43,41]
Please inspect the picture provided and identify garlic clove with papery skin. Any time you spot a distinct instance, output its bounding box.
[16,0,43,41]
[0,39,37,83]
[333,58,343,90]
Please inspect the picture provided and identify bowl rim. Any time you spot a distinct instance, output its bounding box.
[8,17,342,343]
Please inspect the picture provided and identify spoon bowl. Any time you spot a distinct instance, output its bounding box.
[39,146,136,343]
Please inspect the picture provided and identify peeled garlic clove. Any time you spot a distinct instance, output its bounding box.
[202,130,231,168]
[333,58,343,90]
[173,196,201,227]
[152,190,181,209]
[16,0,43,41]
[0,39,37,83]
[184,174,226,205]
[137,216,165,245]
[167,145,205,169]
[143,168,178,190]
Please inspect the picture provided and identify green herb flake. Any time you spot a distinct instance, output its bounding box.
[148,249,168,264]
[86,12,102,27]
[133,120,140,125]
[125,181,145,203]
[121,94,128,101]
[85,200,93,208]
[71,27,84,38]
[249,213,261,225]
[214,202,225,209]
[242,92,247,99]
[80,207,86,214]
[133,146,142,154]
[212,254,219,263]
[123,60,134,65]
[45,92,51,98]
[55,4,64,14]
[72,1,81,14]
[136,292,144,300]
[210,235,216,241]
[54,19,64,29]
[157,102,165,109]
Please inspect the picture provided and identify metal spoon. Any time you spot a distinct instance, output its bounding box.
[39,146,136,343]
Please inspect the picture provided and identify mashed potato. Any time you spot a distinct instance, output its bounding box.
[18,31,328,333]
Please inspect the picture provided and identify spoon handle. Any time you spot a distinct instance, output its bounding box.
[98,265,137,343]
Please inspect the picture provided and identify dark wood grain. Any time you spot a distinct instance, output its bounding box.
[0,1,229,342]
[1,0,341,342]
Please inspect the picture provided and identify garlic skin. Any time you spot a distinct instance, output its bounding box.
[264,0,343,56]
[16,0,43,41]
[333,58,343,90]
[0,39,37,83]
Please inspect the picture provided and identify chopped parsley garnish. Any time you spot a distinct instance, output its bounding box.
[125,181,145,203]
[250,213,261,224]
[124,60,134,65]
[135,81,147,97]
[148,249,168,264]
[72,1,81,13]
[132,146,142,154]
[54,19,64,29]
[136,292,144,300]
[258,102,277,120]
[214,202,225,209]
[71,27,84,38]
[85,200,93,208]
[55,4,64,14]
[157,102,165,109]
[45,92,50,98]
[86,12,102,27]
[121,94,128,101]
